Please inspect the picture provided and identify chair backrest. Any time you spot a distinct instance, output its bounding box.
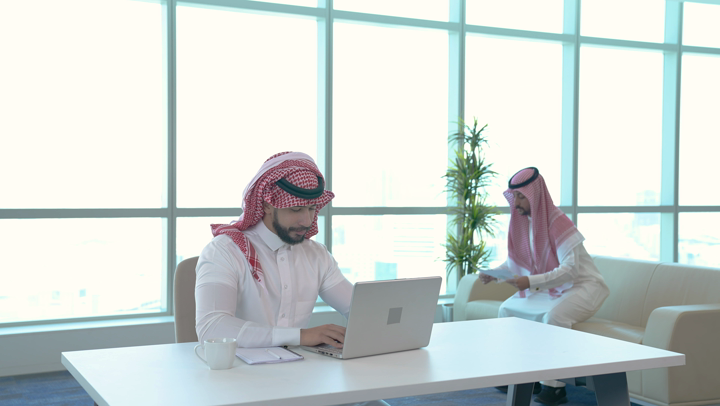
[174,256,199,343]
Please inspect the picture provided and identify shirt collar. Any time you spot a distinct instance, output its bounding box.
[256,220,286,252]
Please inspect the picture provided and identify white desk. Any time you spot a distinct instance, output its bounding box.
[61,318,684,406]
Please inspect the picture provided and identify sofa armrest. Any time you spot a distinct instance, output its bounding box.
[453,274,516,321]
[643,303,720,349]
[642,304,720,404]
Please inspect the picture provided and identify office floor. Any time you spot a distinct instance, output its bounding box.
[0,370,639,406]
[0,371,94,406]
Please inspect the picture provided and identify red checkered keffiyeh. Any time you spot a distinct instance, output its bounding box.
[503,167,583,298]
[211,152,335,290]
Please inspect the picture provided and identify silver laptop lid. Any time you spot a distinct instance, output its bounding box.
[340,276,442,359]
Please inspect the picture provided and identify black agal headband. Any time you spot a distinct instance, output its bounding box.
[276,175,325,200]
[508,167,540,189]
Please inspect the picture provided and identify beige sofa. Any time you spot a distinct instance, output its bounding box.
[453,255,720,406]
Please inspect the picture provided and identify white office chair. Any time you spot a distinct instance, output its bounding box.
[174,256,199,343]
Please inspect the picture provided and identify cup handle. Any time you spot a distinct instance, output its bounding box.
[194,344,206,364]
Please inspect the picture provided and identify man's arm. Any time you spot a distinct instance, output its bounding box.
[523,245,581,291]
[195,280,250,343]
[504,275,530,291]
[298,287,349,347]
[319,278,352,318]
[306,259,354,348]
[276,243,355,349]
[195,237,301,348]
[480,259,509,284]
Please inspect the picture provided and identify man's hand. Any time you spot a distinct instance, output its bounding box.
[300,324,346,348]
[480,273,497,284]
[504,276,530,291]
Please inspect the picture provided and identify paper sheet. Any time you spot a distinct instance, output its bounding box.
[479,268,518,281]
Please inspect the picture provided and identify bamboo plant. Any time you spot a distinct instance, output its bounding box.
[443,117,498,285]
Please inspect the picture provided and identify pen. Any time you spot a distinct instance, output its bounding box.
[266,349,282,359]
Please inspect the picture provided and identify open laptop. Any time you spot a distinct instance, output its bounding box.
[300,276,442,359]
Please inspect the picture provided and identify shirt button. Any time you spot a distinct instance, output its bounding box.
[284,285,288,289]
[280,257,285,262]
[281,313,285,318]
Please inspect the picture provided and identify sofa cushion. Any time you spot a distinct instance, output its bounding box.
[592,256,658,328]
[465,300,503,320]
[572,317,645,344]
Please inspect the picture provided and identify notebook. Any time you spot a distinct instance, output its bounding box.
[300,276,442,360]
[236,346,304,365]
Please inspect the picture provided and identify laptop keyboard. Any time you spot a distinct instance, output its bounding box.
[315,343,342,355]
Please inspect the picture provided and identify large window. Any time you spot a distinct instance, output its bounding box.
[176,6,319,208]
[1,0,165,325]
[331,215,448,292]
[332,23,448,207]
[2,0,719,327]
[679,53,720,206]
[466,0,564,33]
[580,0,665,43]
[465,35,564,206]
[578,46,664,207]
[0,0,165,209]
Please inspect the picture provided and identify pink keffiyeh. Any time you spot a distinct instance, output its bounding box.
[503,167,583,297]
[211,152,335,289]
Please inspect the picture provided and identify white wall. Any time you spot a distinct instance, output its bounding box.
[0,317,176,377]
[0,304,450,377]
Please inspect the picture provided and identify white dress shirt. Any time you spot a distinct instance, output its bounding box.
[195,221,353,347]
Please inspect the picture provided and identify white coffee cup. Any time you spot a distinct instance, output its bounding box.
[194,338,237,370]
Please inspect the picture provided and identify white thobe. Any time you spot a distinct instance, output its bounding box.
[493,219,609,388]
[493,218,609,329]
[195,221,353,347]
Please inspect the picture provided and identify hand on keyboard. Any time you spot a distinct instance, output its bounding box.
[300,324,346,348]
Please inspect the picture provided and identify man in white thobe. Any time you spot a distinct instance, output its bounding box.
[481,167,609,406]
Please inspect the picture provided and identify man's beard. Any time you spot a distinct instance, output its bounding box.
[272,215,310,245]
[516,206,529,216]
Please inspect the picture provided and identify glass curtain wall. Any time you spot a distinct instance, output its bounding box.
[1,0,719,327]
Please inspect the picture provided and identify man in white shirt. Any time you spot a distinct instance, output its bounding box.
[481,167,609,406]
[195,151,388,406]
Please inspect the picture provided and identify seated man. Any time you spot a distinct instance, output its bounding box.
[481,167,610,406]
[195,151,388,406]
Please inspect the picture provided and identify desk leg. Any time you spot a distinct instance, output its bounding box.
[589,372,630,406]
[506,383,533,406]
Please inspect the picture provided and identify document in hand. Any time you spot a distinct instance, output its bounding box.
[235,346,304,365]
[479,268,518,281]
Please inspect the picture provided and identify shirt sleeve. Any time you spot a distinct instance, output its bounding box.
[314,244,352,318]
[319,278,352,319]
[526,244,582,291]
[195,237,301,347]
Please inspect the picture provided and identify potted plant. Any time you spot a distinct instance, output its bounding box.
[443,117,498,291]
